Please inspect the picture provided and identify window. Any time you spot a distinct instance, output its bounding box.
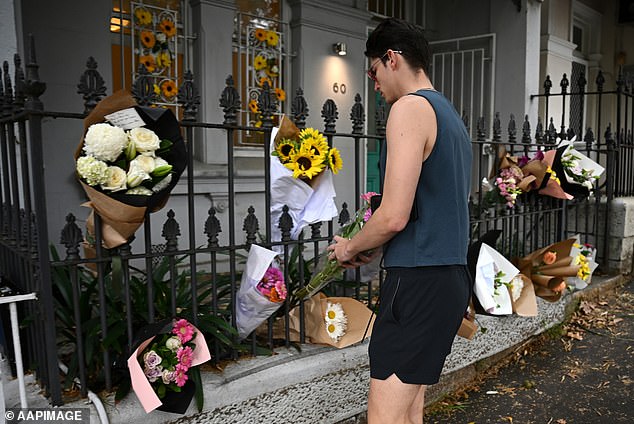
[110,0,186,113]
[368,0,406,19]
[233,0,287,145]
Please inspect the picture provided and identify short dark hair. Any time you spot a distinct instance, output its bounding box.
[365,18,431,76]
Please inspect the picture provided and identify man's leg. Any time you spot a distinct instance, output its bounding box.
[367,374,426,424]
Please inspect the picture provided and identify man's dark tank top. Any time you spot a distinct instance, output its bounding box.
[379,89,472,267]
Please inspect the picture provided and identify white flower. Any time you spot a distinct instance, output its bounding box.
[509,275,524,302]
[130,155,156,173]
[326,320,347,342]
[100,166,127,192]
[126,164,151,188]
[83,123,128,162]
[126,186,153,196]
[152,174,172,193]
[161,369,174,385]
[165,336,182,352]
[129,127,161,156]
[325,302,347,325]
[154,157,169,168]
[156,32,167,43]
[76,156,109,186]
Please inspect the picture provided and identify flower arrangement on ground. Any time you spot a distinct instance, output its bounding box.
[269,116,340,242]
[235,244,287,339]
[514,238,580,302]
[75,90,187,249]
[294,191,379,300]
[273,293,374,348]
[473,243,537,316]
[128,318,211,414]
[567,236,599,290]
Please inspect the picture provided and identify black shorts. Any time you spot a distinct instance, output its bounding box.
[369,265,472,385]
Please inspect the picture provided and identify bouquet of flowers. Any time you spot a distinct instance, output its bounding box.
[235,244,287,339]
[567,236,599,290]
[482,149,535,209]
[472,243,537,316]
[514,239,580,302]
[277,293,374,348]
[551,139,604,199]
[269,116,341,242]
[75,90,187,248]
[127,318,211,414]
[294,191,379,300]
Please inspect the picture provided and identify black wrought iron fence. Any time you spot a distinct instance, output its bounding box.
[0,37,629,406]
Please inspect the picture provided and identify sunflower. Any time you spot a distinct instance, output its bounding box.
[302,136,328,160]
[156,50,172,68]
[258,76,273,88]
[160,80,178,98]
[254,55,267,71]
[134,8,152,26]
[266,31,279,47]
[254,28,267,41]
[274,139,297,163]
[153,83,161,96]
[299,128,327,144]
[327,147,343,174]
[140,30,156,48]
[284,145,325,180]
[248,99,259,113]
[159,19,177,38]
[274,87,286,102]
[139,55,156,73]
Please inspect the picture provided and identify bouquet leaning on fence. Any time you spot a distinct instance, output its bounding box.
[294,192,379,300]
[127,318,211,414]
[235,244,287,339]
[269,116,342,242]
[75,90,187,249]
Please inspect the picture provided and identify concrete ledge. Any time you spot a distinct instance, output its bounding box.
[21,274,624,424]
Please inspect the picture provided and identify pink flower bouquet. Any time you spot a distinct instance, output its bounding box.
[235,244,287,339]
[127,318,211,414]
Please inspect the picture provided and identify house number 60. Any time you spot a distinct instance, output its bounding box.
[332,83,347,94]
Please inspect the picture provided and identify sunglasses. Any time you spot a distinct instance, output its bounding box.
[367,50,403,82]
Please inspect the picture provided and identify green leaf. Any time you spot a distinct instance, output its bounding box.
[190,367,204,412]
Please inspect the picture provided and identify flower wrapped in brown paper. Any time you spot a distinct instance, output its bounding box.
[271,293,374,348]
[74,90,187,249]
[493,148,536,192]
[514,239,580,302]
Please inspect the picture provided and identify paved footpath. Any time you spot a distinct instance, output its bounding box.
[424,279,634,424]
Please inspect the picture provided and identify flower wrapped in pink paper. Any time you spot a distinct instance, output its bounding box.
[127,318,211,414]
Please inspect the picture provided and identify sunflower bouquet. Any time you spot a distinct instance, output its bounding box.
[269,116,340,241]
[272,125,342,183]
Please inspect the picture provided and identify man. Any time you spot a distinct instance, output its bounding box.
[327,18,473,423]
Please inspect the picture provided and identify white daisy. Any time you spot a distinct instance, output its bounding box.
[326,320,347,342]
[509,275,524,302]
[325,302,347,325]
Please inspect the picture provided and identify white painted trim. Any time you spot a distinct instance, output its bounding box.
[540,34,577,61]
[571,0,602,56]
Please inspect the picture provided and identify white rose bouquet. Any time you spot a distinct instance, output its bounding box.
[75,90,187,248]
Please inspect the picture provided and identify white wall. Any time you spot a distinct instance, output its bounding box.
[0,1,17,61]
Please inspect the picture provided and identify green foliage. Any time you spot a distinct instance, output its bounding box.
[50,245,242,397]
